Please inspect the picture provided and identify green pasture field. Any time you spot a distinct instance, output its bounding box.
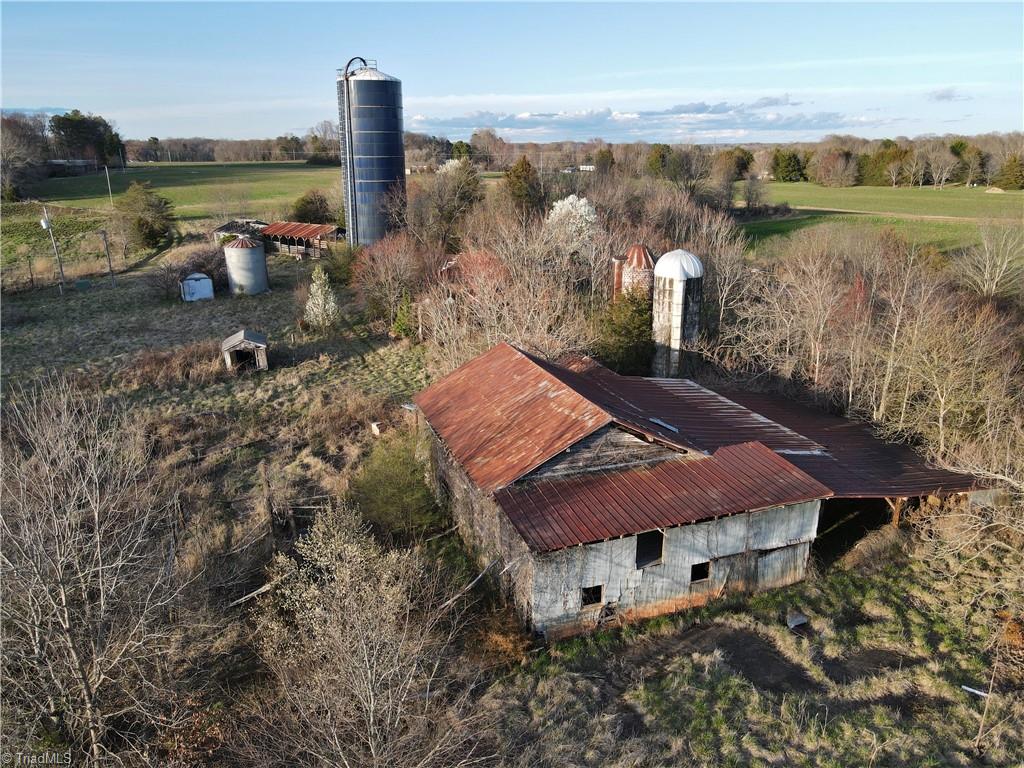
[743,182,1022,251]
[742,211,984,253]
[26,162,341,220]
[762,181,1023,221]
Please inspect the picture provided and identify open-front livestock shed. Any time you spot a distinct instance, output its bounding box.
[262,221,342,259]
[414,343,982,639]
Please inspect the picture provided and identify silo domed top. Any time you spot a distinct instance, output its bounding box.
[654,248,704,280]
[225,236,262,249]
[343,66,400,82]
[625,244,654,269]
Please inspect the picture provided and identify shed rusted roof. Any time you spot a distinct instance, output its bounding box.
[711,390,979,497]
[625,243,655,269]
[261,221,339,240]
[495,441,832,552]
[567,359,977,498]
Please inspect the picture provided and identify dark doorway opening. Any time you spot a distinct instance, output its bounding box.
[232,349,258,371]
[812,498,891,568]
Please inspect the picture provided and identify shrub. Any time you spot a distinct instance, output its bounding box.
[348,430,439,541]
[304,265,340,329]
[390,292,415,338]
[112,181,174,249]
[290,189,333,224]
[593,288,654,375]
[322,241,356,287]
[177,246,228,291]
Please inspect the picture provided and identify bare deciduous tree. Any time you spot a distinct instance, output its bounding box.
[926,143,958,189]
[956,224,1024,299]
[1,378,182,764]
[238,504,489,768]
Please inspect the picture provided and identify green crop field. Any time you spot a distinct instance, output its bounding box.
[762,181,1023,220]
[27,162,341,220]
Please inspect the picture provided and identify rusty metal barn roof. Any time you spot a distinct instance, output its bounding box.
[495,441,832,552]
[571,363,823,454]
[417,343,979,521]
[414,344,613,493]
[711,391,979,498]
[261,221,339,240]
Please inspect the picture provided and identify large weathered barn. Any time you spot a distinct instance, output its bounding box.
[415,343,981,639]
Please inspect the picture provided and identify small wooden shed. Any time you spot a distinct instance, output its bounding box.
[221,329,268,372]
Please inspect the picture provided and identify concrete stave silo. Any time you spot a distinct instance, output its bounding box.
[337,58,406,247]
[224,236,269,295]
[652,248,704,377]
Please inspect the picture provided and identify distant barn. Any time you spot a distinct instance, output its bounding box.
[212,219,268,243]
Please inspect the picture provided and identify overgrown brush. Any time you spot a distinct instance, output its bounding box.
[121,340,229,390]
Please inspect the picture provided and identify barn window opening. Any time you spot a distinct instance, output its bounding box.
[581,585,603,607]
[636,530,665,569]
[691,561,710,583]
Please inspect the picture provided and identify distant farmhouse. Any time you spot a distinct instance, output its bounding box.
[415,342,983,640]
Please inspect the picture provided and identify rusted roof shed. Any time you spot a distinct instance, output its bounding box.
[261,222,340,240]
[711,390,979,497]
[495,441,832,552]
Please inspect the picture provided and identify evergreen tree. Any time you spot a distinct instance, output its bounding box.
[291,189,333,224]
[994,154,1024,190]
[771,149,806,182]
[112,182,174,249]
[594,147,615,175]
[594,289,654,375]
[390,292,415,338]
[504,156,543,214]
[646,144,672,177]
[304,265,341,330]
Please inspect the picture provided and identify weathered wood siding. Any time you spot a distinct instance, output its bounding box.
[531,500,820,638]
[421,420,535,622]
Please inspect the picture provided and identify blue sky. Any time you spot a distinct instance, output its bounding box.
[2,2,1021,142]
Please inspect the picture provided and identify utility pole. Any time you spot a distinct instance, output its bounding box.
[99,229,115,286]
[104,165,114,208]
[40,206,66,296]
[118,148,126,172]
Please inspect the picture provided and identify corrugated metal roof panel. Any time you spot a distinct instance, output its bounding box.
[712,390,979,497]
[261,221,340,240]
[496,441,832,552]
[224,236,261,249]
[573,365,823,454]
[414,344,613,493]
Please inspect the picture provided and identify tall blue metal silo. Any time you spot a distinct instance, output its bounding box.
[337,58,406,247]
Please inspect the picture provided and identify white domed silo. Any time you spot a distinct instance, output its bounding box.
[224,236,269,295]
[652,248,704,377]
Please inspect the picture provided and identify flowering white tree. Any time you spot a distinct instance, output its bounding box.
[545,194,597,254]
[304,265,340,329]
